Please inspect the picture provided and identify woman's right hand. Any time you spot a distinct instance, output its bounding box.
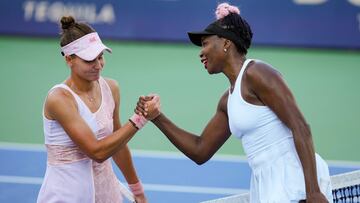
[135,94,161,120]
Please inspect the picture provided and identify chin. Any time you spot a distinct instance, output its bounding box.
[90,73,100,80]
[206,68,214,74]
[86,76,99,82]
[207,69,220,75]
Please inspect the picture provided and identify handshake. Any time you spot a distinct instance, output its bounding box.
[134,94,161,121]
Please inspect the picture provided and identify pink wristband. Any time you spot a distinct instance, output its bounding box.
[129,114,148,130]
[128,181,144,196]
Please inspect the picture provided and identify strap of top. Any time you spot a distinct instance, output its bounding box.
[229,59,254,95]
[52,83,83,104]
[236,58,254,89]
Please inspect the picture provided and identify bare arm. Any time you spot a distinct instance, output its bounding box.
[246,61,327,201]
[44,80,138,163]
[107,79,147,202]
[113,146,146,202]
[150,92,232,164]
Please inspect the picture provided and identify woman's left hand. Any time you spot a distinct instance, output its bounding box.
[134,193,148,203]
[306,192,329,203]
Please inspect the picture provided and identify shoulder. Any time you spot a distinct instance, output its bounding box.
[46,87,74,105]
[102,77,120,95]
[245,60,283,88]
[102,77,120,91]
[45,87,77,119]
[102,77,120,102]
[246,60,281,78]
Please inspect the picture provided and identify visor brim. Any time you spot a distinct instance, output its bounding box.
[187,31,214,46]
[75,43,112,61]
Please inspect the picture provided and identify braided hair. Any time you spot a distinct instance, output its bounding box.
[215,3,253,54]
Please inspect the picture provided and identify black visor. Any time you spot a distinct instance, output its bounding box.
[187,21,243,47]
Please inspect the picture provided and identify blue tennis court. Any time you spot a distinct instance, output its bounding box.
[1,143,359,203]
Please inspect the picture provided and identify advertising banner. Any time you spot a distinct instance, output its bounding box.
[1,0,359,49]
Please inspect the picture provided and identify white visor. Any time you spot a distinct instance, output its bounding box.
[61,32,112,61]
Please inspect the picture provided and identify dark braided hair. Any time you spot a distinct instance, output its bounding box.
[216,13,253,54]
[59,16,95,47]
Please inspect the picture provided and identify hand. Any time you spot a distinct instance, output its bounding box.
[142,94,161,120]
[134,193,147,203]
[145,94,161,120]
[305,192,328,203]
[135,94,161,120]
[135,95,152,117]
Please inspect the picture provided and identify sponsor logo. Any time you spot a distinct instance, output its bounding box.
[294,0,360,6]
[89,36,97,43]
[23,1,116,24]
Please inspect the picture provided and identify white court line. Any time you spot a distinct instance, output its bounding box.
[141,183,247,195]
[1,142,359,195]
[0,142,45,152]
[0,142,248,161]
[0,175,247,195]
[0,175,43,185]
[1,142,360,167]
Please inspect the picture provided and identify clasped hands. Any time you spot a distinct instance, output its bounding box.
[135,94,161,120]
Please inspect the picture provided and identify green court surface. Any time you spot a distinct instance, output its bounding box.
[0,36,359,162]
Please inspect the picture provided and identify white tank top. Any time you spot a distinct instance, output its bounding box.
[38,77,123,203]
[227,59,292,158]
[43,77,115,146]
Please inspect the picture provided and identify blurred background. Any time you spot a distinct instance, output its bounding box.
[0,0,359,202]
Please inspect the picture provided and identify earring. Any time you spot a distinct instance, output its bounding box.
[224,48,227,52]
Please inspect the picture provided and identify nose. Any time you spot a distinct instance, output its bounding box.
[199,50,204,59]
[93,58,103,70]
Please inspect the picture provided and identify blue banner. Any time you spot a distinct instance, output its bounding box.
[1,0,360,49]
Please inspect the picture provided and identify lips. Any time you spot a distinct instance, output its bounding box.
[201,58,208,68]
[88,72,100,78]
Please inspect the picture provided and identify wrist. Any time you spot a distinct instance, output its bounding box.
[129,114,148,130]
[151,112,163,123]
[128,181,144,196]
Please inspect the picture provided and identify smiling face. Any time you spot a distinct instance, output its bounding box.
[67,52,105,81]
[199,35,227,74]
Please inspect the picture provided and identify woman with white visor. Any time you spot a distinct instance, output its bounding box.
[37,16,156,203]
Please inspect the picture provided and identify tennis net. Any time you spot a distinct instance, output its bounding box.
[201,169,360,203]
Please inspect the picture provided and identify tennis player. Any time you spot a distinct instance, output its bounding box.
[37,16,151,203]
[137,3,333,203]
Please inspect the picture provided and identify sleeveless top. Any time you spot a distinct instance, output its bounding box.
[226,59,333,202]
[37,77,123,203]
[43,77,114,146]
[227,59,292,159]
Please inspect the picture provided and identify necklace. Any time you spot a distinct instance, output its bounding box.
[87,94,95,102]
[84,87,96,103]
[71,83,96,103]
